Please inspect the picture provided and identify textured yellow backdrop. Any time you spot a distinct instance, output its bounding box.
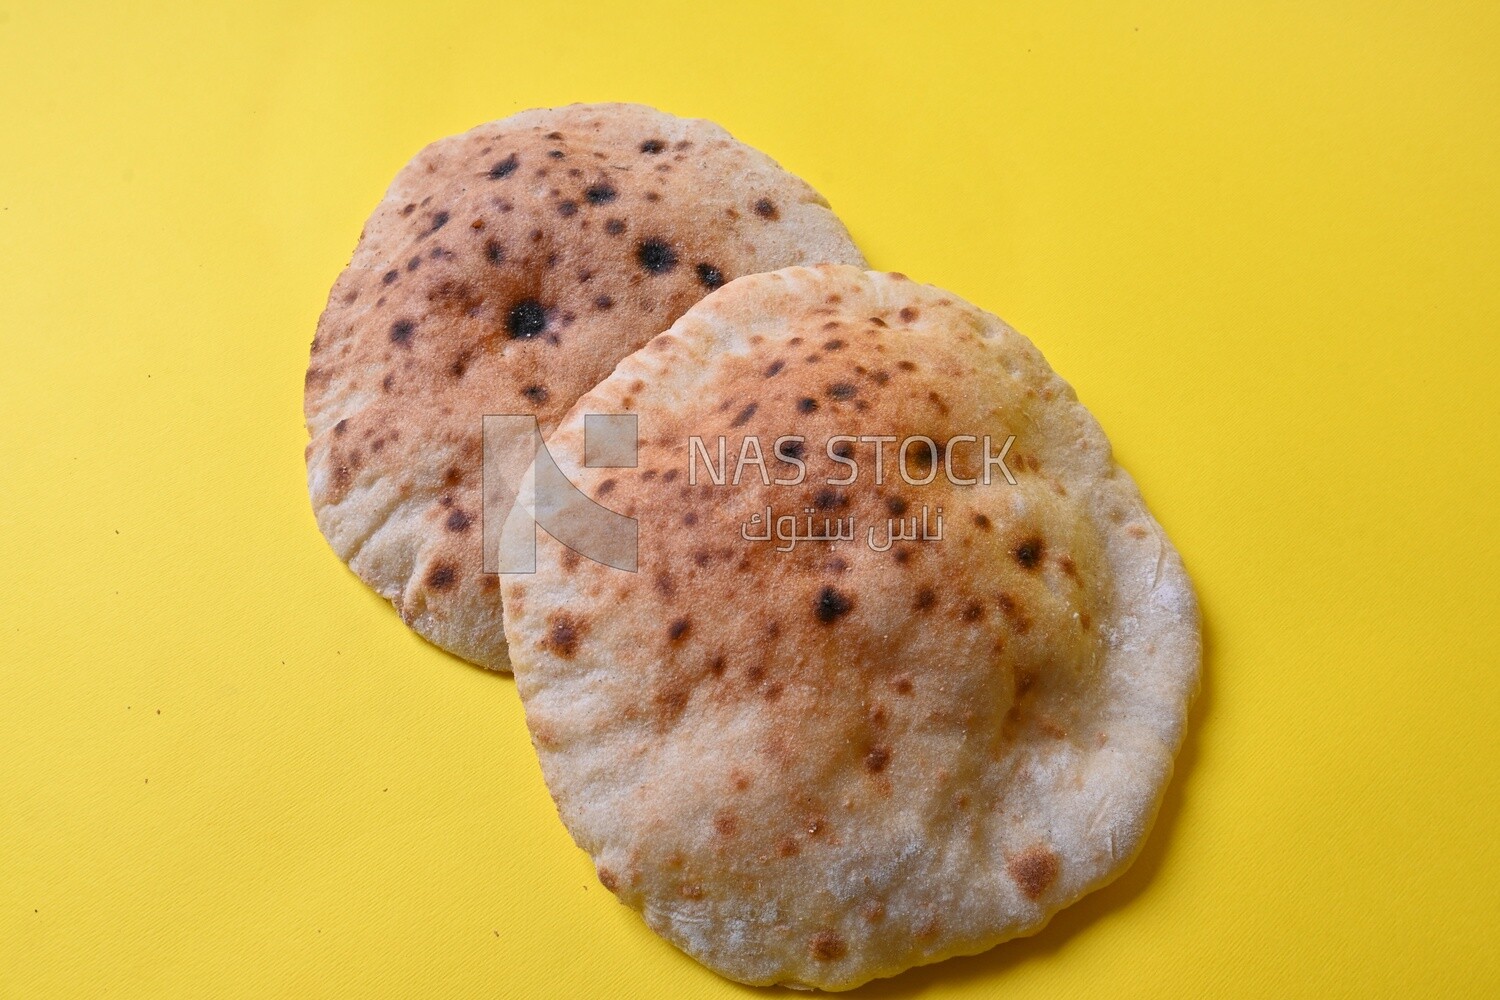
[3,1,1497,996]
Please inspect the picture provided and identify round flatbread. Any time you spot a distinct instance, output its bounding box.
[502,265,1200,989]
[304,104,865,669]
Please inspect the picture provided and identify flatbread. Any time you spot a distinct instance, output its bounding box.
[304,104,865,669]
[502,265,1200,989]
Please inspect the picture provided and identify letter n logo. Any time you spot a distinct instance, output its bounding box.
[482,414,640,574]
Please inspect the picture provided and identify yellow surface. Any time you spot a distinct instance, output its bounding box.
[3,1,1498,995]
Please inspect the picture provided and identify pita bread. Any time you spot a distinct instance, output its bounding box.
[502,265,1199,989]
[304,104,865,670]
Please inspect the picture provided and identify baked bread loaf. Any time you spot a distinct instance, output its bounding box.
[305,104,865,669]
[502,265,1200,989]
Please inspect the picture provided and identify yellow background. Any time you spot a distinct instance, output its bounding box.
[3,1,1497,995]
